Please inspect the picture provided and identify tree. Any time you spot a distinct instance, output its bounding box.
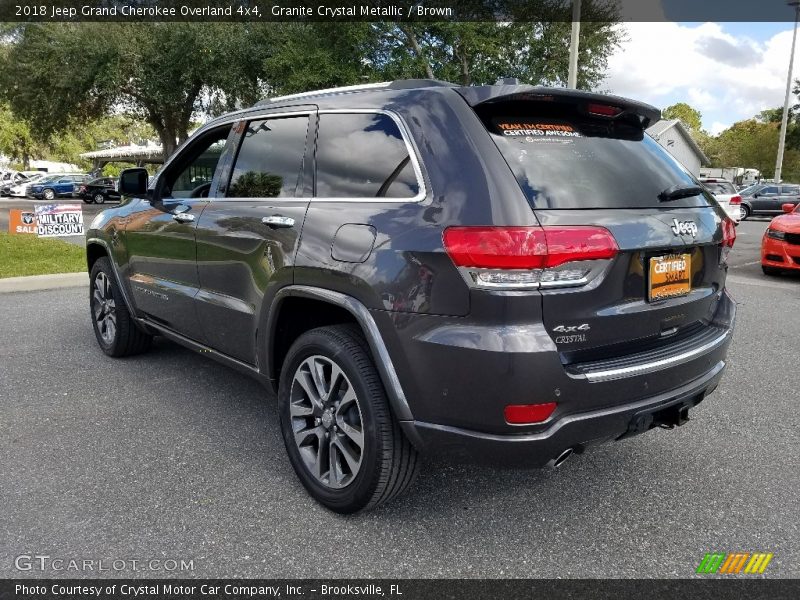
[662,102,702,131]
[1,11,624,159]
[0,23,273,158]
[0,104,40,169]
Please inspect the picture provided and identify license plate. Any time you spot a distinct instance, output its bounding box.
[648,253,691,302]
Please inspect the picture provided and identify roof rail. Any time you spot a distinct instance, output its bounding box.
[254,79,457,106]
[386,79,457,90]
[255,82,392,106]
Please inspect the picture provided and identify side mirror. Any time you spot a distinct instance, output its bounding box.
[753,193,760,198]
[119,168,149,196]
[783,203,796,214]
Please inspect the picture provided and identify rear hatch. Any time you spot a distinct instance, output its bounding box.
[467,89,732,361]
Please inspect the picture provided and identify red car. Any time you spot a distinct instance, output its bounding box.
[762,202,800,275]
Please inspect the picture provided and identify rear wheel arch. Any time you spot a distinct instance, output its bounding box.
[265,286,415,424]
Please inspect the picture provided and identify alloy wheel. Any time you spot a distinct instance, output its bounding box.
[289,355,364,489]
[92,272,117,344]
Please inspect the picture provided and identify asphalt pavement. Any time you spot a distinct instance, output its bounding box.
[0,218,798,578]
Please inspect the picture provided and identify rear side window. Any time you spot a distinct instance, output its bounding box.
[480,103,713,209]
[227,116,309,198]
[781,185,799,195]
[315,113,420,199]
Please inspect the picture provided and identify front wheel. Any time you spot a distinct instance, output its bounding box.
[762,266,783,276]
[43,188,55,200]
[278,325,419,514]
[93,192,105,204]
[90,257,152,357]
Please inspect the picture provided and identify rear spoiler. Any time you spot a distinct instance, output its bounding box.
[456,85,661,130]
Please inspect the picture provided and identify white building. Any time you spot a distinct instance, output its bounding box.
[646,119,709,177]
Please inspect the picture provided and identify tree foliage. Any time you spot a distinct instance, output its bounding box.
[662,102,702,131]
[1,9,623,161]
[0,23,271,157]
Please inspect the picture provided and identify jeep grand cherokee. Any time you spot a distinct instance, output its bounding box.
[85,80,736,513]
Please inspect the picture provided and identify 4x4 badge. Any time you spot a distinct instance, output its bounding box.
[553,324,591,333]
[671,219,698,237]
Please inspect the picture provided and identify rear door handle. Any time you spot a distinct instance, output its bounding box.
[262,215,295,228]
[172,213,195,223]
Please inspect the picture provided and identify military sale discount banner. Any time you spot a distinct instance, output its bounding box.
[34,203,84,237]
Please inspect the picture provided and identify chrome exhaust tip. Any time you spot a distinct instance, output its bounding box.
[548,447,574,469]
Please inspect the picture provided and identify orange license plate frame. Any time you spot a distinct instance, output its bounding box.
[648,253,692,302]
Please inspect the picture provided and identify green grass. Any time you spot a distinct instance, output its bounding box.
[0,232,86,278]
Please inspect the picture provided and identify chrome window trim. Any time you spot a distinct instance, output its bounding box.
[312,108,428,204]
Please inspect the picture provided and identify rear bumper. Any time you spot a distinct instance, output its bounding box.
[761,237,800,270]
[404,359,725,467]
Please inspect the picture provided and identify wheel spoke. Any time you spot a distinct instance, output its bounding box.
[333,437,361,474]
[328,440,342,486]
[105,315,116,342]
[337,421,364,449]
[328,363,345,400]
[289,400,314,418]
[294,424,324,447]
[310,358,328,399]
[296,369,324,414]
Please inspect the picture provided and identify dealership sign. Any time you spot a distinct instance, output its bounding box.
[7,209,37,235]
[33,204,84,237]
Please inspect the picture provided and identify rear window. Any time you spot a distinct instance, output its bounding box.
[702,181,737,195]
[480,104,712,210]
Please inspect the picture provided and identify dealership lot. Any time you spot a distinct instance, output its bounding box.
[0,218,798,578]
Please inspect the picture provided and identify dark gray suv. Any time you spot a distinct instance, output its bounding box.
[85,80,737,513]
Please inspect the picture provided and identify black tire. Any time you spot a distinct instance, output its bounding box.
[278,324,419,514]
[93,192,105,204]
[89,257,152,357]
[42,188,55,200]
[739,204,751,220]
[762,266,782,276]
[82,197,92,204]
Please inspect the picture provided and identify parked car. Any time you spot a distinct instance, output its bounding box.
[75,177,121,204]
[0,172,30,196]
[699,178,742,224]
[30,174,88,200]
[9,173,47,197]
[739,183,800,220]
[761,202,800,276]
[85,80,736,513]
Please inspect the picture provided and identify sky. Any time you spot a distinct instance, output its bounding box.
[603,21,800,135]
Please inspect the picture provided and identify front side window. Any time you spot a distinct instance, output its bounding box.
[227,116,309,198]
[315,113,420,199]
[762,186,779,195]
[163,127,231,199]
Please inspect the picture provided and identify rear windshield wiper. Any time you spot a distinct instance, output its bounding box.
[658,184,703,202]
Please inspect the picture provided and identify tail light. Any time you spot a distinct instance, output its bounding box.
[586,103,623,117]
[443,226,618,290]
[729,195,741,205]
[504,402,557,425]
[719,218,736,266]
[721,218,736,248]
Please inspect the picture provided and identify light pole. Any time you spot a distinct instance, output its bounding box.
[567,0,582,88]
[775,0,800,183]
